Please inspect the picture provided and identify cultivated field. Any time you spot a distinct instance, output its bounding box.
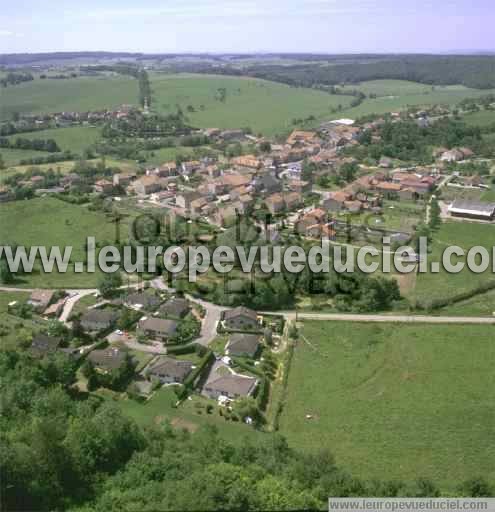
[0,75,137,121]
[279,320,495,491]
[0,197,122,288]
[0,148,53,167]
[151,73,354,136]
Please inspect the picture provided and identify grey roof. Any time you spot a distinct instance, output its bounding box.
[88,347,126,370]
[159,298,190,318]
[30,333,62,357]
[148,356,193,380]
[139,317,178,335]
[226,333,261,357]
[224,306,258,322]
[126,292,161,309]
[449,199,495,216]
[206,373,257,397]
[81,309,119,324]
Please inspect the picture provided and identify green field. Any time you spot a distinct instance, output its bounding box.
[151,73,354,136]
[0,76,137,121]
[279,320,495,490]
[463,110,495,127]
[6,125,102,155]
[412,221,495,307]
[339,80,495,119]
[0,290,40,350]
[0,197,122,288]
[0,148,54,167]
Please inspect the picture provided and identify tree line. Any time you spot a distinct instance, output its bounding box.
[0,137,61,153]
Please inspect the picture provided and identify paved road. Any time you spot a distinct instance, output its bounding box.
[262,311,495,324]
[150,278,227,346]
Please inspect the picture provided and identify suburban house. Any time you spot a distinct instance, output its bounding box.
[30,333,62,358]
[225,333,261,358]
[80,310,119,332]
[87,347,127,374]
[253,174,282,196]
[27,290,55,312]
[147,356,193,384]
[223,306,259,330]
[125,292,161,311]
[137,317,178,342]
[296,208,328,234]
[159,298,190,319]
[204,373,258,400]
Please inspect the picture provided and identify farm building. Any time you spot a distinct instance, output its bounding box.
[448,200,495,220]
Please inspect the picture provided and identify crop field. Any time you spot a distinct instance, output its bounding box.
[411,221,495,307]
[0,75,137,121]
[6,125,102,155]
[279,320,495,491]
[0,197,123,288]
[339,80,495,119]
[150,73,354,136]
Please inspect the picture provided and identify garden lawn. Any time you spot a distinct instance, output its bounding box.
[278,320,495,492]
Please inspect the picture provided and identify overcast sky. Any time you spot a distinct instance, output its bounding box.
[1,0,494,54]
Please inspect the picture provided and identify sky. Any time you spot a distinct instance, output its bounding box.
[0,0,494,54]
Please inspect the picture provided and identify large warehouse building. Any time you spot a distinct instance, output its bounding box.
[448,199,495,221]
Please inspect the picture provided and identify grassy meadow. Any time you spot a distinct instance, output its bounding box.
[0,148,54,167]
[6,125,102,154]
[339,80,495,119]
[278,320,495,491]
[0,75,137,121]
[150,73,354,136]
[0,197,124,288]
[411,221,495,307]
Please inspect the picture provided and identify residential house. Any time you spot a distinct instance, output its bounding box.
[322,191,352,213]
[133,176,164,195]
[379,156,393,168]
[204,373,258,400]
[176,191,202,209]
[125,292,161,311]
[80,309,119,332]
[87,347,127,374]
[375,182,402,199]
[137,317,178,342]
[265,193,286,214]
[27,289,54,312]
[231,155,262,170]
[253,173,282,196]
[94,179,114,194]
[223,306,259,330]
[147,356,193,384]
[225,333,261,358]
[215,205,238,227]
[159,298,190,319]
[30,333,62,358]
[296,208,328,234]
[180,160,201,175]
[113,173,134,187]
[283,192,302,211]
[287,179,311,194]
